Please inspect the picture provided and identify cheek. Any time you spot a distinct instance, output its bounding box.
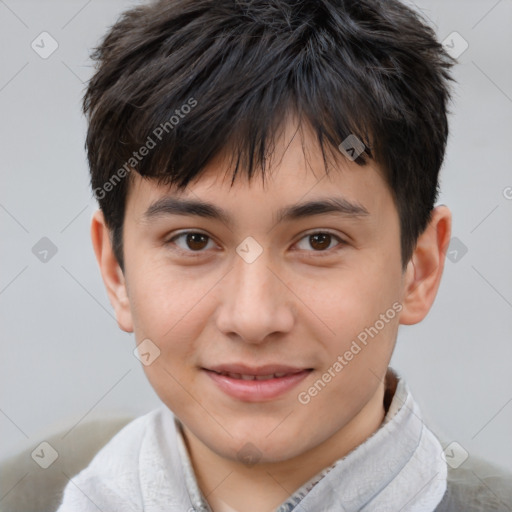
[128,258,212,340]
[131,275,209,413]
[299,263,401,362]
[296,269,374,334]
[127,273,211,412]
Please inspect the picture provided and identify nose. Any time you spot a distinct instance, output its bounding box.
[215,250,295,344]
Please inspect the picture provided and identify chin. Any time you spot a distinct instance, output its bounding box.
[211,423,313,464]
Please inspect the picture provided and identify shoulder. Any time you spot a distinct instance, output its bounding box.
[56,406,174,512]
[82,406,170,473]
[435,454,512,511]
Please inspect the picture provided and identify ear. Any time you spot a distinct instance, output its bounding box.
[90,209,134,333]
[399,205,452,325]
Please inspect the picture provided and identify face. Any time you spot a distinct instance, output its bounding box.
[114,119,410,464]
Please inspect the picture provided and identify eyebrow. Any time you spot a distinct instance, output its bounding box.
[142,195,370,228]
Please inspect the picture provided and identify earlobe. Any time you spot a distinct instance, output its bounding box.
[399,205,452,325]
[90,209,134,333]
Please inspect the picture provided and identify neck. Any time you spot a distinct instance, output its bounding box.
[181,379,387,512]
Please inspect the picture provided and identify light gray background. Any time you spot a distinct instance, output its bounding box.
[1,0,511,478]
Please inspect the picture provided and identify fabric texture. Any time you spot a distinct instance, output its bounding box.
[55,367,512,512]
[434,454,512,512]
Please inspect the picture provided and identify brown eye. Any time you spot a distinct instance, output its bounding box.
[309,233,332,251]
[295,231,346,254]
[166,231,215,253]
[184,233,209,250]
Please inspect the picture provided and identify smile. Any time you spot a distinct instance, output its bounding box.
[202,366,313,402]
[211,370,297,380]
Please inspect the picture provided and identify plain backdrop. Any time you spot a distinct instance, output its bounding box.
[1,0,511,477]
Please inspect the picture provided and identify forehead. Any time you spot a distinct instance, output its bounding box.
[125,119,394,226]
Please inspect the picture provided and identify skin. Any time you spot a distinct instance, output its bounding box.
[91,116,452,512]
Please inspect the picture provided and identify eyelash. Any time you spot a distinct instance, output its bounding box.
[164,230,347,258]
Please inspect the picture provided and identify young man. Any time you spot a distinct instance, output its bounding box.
[57,0,512,510]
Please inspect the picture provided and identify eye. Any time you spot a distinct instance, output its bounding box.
[294,230,346,255]
[165,230,347,257]
[165,231,216,255]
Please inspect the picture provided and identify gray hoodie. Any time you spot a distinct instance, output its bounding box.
[56,368,512,511]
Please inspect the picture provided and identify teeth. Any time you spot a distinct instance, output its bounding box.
[218,372,290,380]
[254,374,276,381]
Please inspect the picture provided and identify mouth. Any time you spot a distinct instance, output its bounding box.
[209,371,301,380]
[201,364,313,402]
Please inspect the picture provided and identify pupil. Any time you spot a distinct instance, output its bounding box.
[311,233,330,250]
[188,233,207,250]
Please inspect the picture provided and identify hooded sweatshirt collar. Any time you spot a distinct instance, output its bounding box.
[173,367,447,512]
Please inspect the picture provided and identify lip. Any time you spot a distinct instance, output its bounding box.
[202,364,313,402]
[206,363,308,376]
